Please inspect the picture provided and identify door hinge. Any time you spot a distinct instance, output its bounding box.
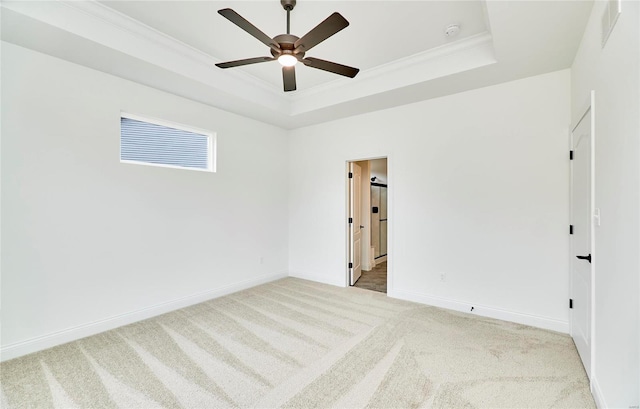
[569,299,573,309]
[570,150,574,160]
[348,217,353,224]
[348,172,353,178]
[348,262,353,269]
[569,225,574,234]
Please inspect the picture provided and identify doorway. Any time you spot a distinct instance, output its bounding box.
[570,92,595,380]
[347,158,388,293]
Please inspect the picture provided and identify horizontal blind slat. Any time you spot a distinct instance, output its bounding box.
[120,117,210,171]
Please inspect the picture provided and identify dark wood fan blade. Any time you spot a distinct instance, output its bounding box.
[282,66,296,92]
[301,57,359,78]
[294,12,349,53]
[216,57,275,68]
[218,9,281,53]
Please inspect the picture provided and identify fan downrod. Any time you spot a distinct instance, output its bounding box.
[280,0,296,11]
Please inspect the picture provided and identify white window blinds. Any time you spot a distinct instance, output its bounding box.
[120,114,214,171]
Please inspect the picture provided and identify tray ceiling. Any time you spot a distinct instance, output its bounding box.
[1,1,593,129]
[99,1,489,90]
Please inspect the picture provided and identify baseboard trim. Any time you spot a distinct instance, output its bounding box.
[288,271,346,287]
[591,375,607,409]
[390,289,569,333]
[0,272,288,362]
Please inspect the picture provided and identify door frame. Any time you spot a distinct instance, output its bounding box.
[349,162,363,285]
[569,90,596,384]
[345,155,392,294]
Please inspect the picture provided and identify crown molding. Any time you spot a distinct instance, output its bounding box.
[362,32,494,81]
[297,31,494,99]
[290,32,496,115]
[2,0,497,123]
[1,0,290,113]
[61,1,216,66]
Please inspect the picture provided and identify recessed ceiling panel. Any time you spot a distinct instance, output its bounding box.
[2,0,593,129]
[99,1,488,90]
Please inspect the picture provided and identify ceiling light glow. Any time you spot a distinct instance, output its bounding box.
[278,54,298,67]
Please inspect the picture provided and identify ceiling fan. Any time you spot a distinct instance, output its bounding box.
[215,0,359,92]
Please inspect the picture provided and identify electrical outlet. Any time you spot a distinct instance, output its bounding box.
[439,272,446,282]
[259,256,264,265]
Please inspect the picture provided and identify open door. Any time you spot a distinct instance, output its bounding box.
[349,162,362,285]
[570,94,594,379]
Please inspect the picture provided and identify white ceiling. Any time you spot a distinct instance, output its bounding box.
[1,0,593,129]
[98,1,489,90]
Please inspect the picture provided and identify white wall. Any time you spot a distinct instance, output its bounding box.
[289,70,572,332]
[571,1,640,407]
[1,43,289,360]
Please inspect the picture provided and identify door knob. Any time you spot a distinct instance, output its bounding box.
[360,225,365,229]
[576,254,591,263]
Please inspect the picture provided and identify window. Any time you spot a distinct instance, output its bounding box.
[120,113,215,172]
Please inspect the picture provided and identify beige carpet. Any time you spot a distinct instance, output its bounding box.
[1,278,595,408]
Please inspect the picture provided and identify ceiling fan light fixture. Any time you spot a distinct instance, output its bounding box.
[278,54,298,67]
[215,6,359,91]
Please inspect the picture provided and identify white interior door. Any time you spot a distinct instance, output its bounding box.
[571,105,593,378]
[349,163,362,285]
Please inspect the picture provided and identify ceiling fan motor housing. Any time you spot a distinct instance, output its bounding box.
[270,34,304,59]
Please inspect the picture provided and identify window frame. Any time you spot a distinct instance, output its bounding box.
[120,112,216,173]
